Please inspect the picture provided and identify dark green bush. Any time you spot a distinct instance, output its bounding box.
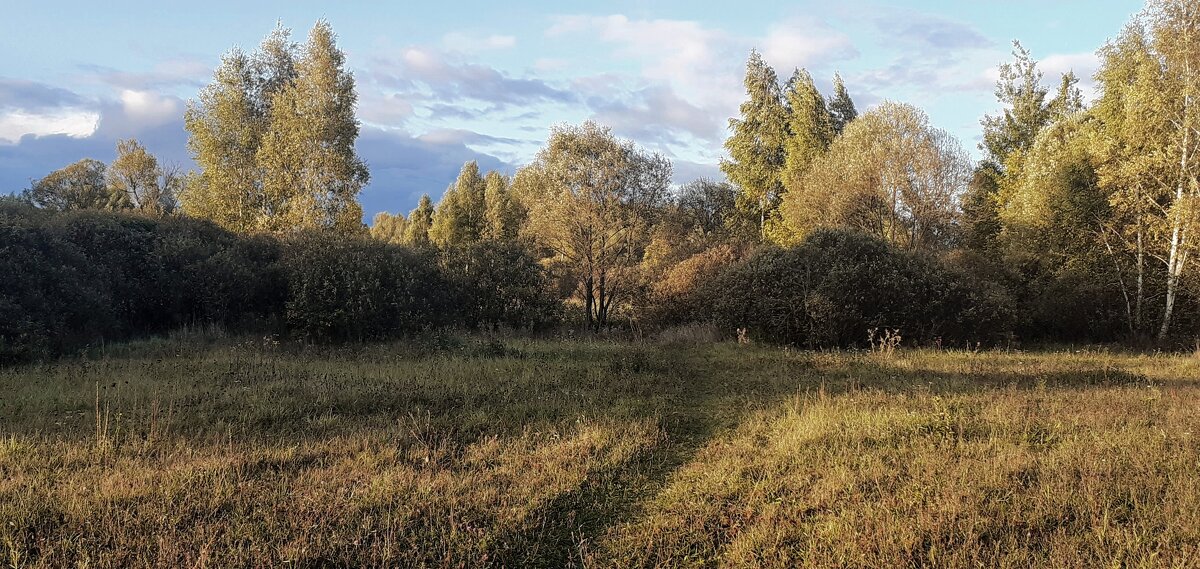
[0,205,283,362]
[279,232,450,342]
[440,241,560,330]
[705,229,1014,347]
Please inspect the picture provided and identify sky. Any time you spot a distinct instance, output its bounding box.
[0,0,1144,219]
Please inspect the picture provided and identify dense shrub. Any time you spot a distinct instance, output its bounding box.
[440,241,560,330]
[0,205,283,362]
[279,233,451,342]
[643,244,744,328]
[705,230,1014,347]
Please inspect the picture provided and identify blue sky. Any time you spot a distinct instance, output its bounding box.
[0,0,1142,218]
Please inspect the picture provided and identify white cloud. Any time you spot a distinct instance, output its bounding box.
[760,18,859,74]
[0,108,99,143]
[119,89,181,127]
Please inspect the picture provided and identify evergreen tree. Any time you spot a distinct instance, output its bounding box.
[781,68,834,193]
[827,72,858,136]
[981,41,1053,167]
[721,50,788,238]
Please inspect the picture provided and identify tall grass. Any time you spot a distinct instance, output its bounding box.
[1,338,1198,566]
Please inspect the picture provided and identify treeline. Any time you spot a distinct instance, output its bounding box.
[0,201,555,362]
[7,1,1200,361]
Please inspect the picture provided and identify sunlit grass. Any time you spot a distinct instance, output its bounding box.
[2,337,1198,566]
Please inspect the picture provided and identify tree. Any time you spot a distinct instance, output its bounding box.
[258,20,368,233]
[184,21,366,234]
[404,194,435,246]
[182,46,265,231]
[23,159,115,211]
[1093,22,1171,337]
[961,162,1003,251]
[515,122,671,330]
[981,42,1054,168]
[483,170,522,241]
[430,161,487,246]
[107,139,179,215]
[722,50,788,238]
[828,72,858,136]
[676,178,739,236]
[778,102,970,251]
[781,68,834,194]
[370,211,409,244]
[1144,0,1200,340]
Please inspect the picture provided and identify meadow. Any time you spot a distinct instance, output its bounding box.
[2,332,1199,567]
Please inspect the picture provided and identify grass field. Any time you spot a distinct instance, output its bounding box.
[2,333,1200,567]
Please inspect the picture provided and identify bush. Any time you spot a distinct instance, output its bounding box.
[705,229,1013,347]
[279,233,450,342]
[440,241,560,330]
[0,205,284,362]
[643,244,743,328]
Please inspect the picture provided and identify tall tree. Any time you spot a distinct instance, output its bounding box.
[404,194,435,246]
[827,72,858,136]
[1094,22,1170,337]
[182,46,262,231]
[430,161,487,246]
[516,122,670,330]
[722,50,787,238]
[981,41,1054,168]
[483,170,522,241]
[258,20,368,233]
[778,102,970,251]
[184,21,366,233]
[1145,0,1200,339]
[23,159,115,211]
[781,68,835,193]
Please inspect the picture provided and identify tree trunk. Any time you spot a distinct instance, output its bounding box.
[1136,222,1144,333]
[1160,116,1191,341]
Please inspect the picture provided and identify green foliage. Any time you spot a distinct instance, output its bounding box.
[827,72,858,135]
[278,233,448,342]
[483,170,522,241]
[722,50,788,236]
[184,21,366,234]
[707,230,1014,347]
[440,241,560,330]
[405,194,436,246]
[777,102,969,251]
[23,159,121,211]
[515,121,671,330]
[430,161,487,246]
[780,68,834,195]
[0,205,282,362]
[108,138,179,215]
[369,211,408,244]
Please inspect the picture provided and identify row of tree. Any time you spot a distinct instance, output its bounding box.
[11,1,1200,349]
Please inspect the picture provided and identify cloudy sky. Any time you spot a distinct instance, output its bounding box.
[1,0,1141,218]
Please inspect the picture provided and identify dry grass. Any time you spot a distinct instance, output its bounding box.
[2,338,1199,567]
